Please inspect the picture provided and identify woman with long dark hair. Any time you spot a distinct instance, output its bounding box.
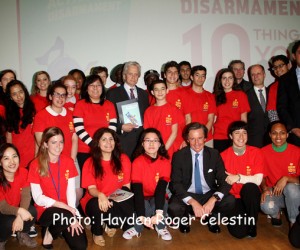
[5,80,36,169]
[0,143,37,249]
[123,128,172,241]
[80,127,133,247]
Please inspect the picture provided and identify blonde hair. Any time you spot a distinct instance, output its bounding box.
[32,71,51,95]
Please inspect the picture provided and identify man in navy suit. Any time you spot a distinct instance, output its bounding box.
[106,61,149,159]
[168,122,235,234]
[277,40,300,147]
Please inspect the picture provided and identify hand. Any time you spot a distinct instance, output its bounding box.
[273,177,288,196]
[260,188,272,204]
[67,218,84,236]
[17,208,34,221]
[98,192,113,212]
[150,213,164,225]
[189,198,206,218]
[122,123,138,132]
[202,197,217,216]
[142,216,154,229]
[12,216,24,234]
[225,171,240,185]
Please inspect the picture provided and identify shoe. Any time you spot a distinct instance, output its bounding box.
[28,225,38,238]
[93,234,105,247]
[179,223,190,233]
[105,224,116,237]
[206,217,221,233]
[247,226,257,238]
[41,227,53,249]
[11,232,16,237]
[17,232,38,248]
[122,227,141,239]
[155,226,172,241]
[271,218,282,227]
[0,241,6,250]
[42,243,54,249]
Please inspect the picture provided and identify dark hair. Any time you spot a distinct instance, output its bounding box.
[0,69,17,82]
[213,68,239,106]
[90,66,108,77]
[0,143,20,190]
[267,120,287,134]
[228,60,245,70]
[271,55,290,66]
[0,116,7,145]
[179,61,191,82]
[228,121,248,138]
[134,128,169,159]
[90,128,122,179]
[6,80,36,134]
[81,75,105,105]
[182,122,208,143]
[292,40,300,54]
[47,82,67,102]
[68,69,86,81]
[150,79,167,91]
[191,65,207,76]
[164,61,179,74]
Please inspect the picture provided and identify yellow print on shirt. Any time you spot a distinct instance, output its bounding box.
[166,115,172,125]
[288,163,296,174]
[65,170,70,180]
[118,171,124,182]
[232,99,239,108]
[69,122,75,133]
[203,102,208,111]
[246,166,251,175]
[155,172,159,183]
[106,112,110,122]
[175,99,182,109]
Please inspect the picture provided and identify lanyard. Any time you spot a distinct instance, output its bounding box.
[48,158,60,201]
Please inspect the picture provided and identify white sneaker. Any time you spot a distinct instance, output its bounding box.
[156,226,172,241]
[122,227,140,240]
[28,226,38,238]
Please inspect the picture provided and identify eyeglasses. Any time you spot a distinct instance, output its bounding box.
[52,92,67,99]
[143,139,160,144]
[88,84,102,89]
[272,63,286,71]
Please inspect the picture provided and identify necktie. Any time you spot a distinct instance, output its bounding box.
[130,88,135,99]
[258,89,266,112]
[194,153,203,194]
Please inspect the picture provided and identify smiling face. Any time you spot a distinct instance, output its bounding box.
[230,129,248,148]
[45,134,64,161]
[151,83,168,101]
[36,73,50,93]
[221,72,234,92]
[180,65,191,82]
[269,123,288,147]
[124,65,139,87]
[188,128,206,153]
[10,84,25,108]
[191,70,206,87]
[0,72,16,92]
[0,147,20,176]
[142,132,161,158]
[250,65,265,88]
[64,79,77,99]
[99,132,115,155]
[272,59,289,78]
[87,79,102,103]
[165,67,179,85]
[49,87,67,110]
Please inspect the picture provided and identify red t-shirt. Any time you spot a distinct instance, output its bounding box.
[144,103,181,157]
[0,104,5,118]
[131,155,171,197]
[73,99,117,153]
[64,94,80,112]
[0,168,29,206]
[28,155,78,219]
[214,90,250,140]
[32,106,75,157]
[266,81,278,112]
[30,94,49,113]
[261,144,300,187]
[221,146,264,198]
[184,88,216,141]
[166,88,188,114]
[80,154,131,213]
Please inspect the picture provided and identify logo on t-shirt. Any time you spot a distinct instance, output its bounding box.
[175,99,182,109]
[288,163,296,175]
[106,112,110,122]
[166,115,172,125]
[203,102,208,111]
[118,171,124,182]
[69,122,74,133]
[246,165,251,175]
[155,172,159,183]
[65,170,70,180]
[232,99,239,108]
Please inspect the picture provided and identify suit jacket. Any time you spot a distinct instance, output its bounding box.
[246,87,270,148]
[106,85,149,159]
[277,67,300,146]
[239,79,253,92]
[169,146,230,201]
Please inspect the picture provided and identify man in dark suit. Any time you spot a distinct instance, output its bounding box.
[106,61,149,159]
[228,60,252,92]
[246,64,270,148]
[277,40,300,147]
[168,122,235,234]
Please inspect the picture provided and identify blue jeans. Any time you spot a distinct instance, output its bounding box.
[260,183,300,223]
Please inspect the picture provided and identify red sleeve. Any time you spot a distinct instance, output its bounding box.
[121,154,131,184]
[27,159,41,184]
[106,100,117,119]
[131,157,143,183]
[207,92,217,114]
[32,110,46,133]
[0,105,5,118]
[81,158,97,188]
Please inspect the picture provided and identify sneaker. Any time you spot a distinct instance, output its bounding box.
[155,226,172,241]
[11,232,16,237]
[122,227,141,240]
[271,217,282,227]
[28,226,38,238]
[17,232,37,248]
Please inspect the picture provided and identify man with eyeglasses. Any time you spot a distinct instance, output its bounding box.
[266,55,291,122]
[168,122,235,234]
[277,40,300,147]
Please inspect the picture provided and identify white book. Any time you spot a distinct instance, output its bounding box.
[109,189,134,203]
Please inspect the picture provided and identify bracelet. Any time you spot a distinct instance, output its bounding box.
[237,174,241,183]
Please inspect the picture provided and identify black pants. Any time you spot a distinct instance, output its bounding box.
[289,211,300,248]
[0,204,36,242]
[39,207,87,250]
[227,183,261,239]
[168,190,235,225]
[85,196,134,236]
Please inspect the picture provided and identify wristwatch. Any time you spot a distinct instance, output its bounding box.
[213,194,221,202]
